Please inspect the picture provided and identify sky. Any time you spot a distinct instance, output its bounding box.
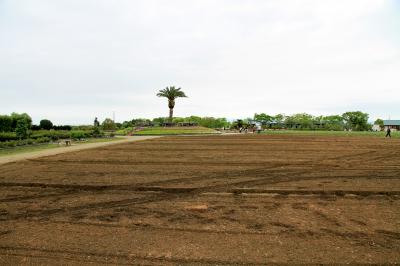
[0,0,399,125]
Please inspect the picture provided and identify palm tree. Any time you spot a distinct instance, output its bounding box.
[157,86,187,122]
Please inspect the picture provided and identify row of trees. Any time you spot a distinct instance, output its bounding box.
[0,113,32,132]
[0,113,33,139]
[252,111,372,131]
[119,116,229,129]
[0,114,74,132]
[0,110,381,141]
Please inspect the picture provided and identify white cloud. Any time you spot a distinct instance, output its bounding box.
[0,0,399,124]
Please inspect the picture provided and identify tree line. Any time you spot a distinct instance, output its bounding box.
[0,113,73,135]
[119,116,229,129]
[0,111,384,138]
[252,111,373,131]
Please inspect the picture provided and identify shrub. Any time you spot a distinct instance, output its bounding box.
[11,113,32,130]
[0,132,18,142]
[31,125,41,130]
[6,141,17,147]
[35,137,51,143]
[31,130,71,140]
[92,126,101,137]
[70,130,89,140]
[72,125,94,131]
[53,125,72,130]
[101,118,116,130]
[0,115,13,132]
[15,119,29,139]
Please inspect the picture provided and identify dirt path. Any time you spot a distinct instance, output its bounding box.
[0,136,160,165]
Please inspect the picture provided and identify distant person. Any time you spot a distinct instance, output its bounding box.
[385,127,391,138]
[94,117,100,127]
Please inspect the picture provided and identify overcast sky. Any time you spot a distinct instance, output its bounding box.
[1,0,399,124]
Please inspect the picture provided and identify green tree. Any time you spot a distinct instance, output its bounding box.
[342,111,370,131]
[40,119,53,130]
[0,115,12,132]
[273,114,286,128]
[285,113,314,129]
[157,86,187,122]
[131,118,152,126]
[15,119,29,139]
[101,118,116,130]
[198,117,229,128]
[187,116,202,124]
[254,113,274,125]
[322,115,344,131]
[10,113,32,130]
[172,117,185,123]
[151,117,168,126]
[374,118,384,127]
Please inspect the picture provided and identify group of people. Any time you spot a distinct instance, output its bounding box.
[239,125,262,134]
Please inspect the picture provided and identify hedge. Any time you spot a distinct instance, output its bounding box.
[0,137,51,149]
[31,130,72,140]
[0,139,35,148]
[0,132,18,142]
[0,129,102,143]
[70,130,91,140]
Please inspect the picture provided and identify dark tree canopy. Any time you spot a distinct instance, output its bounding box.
[374,118,384,127]
[11,113,32,129]
[0,115,12,132]
[40,119,53,130]
[102,118,116,130]
[15,119,29,139]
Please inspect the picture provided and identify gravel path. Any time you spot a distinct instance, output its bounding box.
[0,136,160,165]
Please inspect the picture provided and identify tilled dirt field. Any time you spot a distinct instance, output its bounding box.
[0,134,399,264]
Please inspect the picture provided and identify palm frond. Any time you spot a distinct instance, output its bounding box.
[156,86,187,99]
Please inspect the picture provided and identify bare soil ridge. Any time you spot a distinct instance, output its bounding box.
[0,136,160,165]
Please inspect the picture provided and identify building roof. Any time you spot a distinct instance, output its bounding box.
[383,120,400,126]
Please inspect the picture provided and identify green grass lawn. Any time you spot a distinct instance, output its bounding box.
[133,126,218,135]
[0,137,123,157]
[260,130,400,138]
[0,143,60,156]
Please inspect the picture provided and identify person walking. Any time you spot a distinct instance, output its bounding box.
[385,127,391,138]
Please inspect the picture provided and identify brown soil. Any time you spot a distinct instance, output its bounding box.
[0,134,399,264]
[0,136,160,165]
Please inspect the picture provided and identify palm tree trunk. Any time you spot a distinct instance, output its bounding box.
[169,108,173,123]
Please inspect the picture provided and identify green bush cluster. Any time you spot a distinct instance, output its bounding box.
[70,130,91,140]
[0,132,18,142]
[34,130,95,140]
[35,137,51,143]
[0,130,74,142]
[0,113,32,132]
[31,130,71,140]
[0,139,36,148]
